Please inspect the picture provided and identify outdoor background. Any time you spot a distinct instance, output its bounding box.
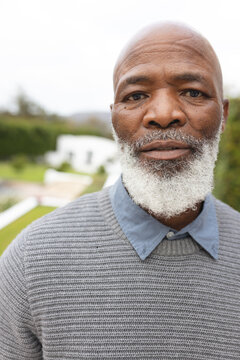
[1,0,240,255]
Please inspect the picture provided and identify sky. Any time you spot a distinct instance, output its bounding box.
[1,0,240,115]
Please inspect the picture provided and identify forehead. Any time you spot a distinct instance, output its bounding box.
[114,38,219,94]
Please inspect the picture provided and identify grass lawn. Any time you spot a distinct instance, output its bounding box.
[0,206,55,256]
[81,173,108,195]
[0,162,48,182]
[0,162,107,256]
[0,161,93,183]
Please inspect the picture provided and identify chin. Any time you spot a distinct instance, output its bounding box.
[112,125,222,218]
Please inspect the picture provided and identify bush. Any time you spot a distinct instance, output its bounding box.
[213,98,240,211]
[0,118,56,157]
[57,161,72,172]
[11,154,28,171]
[97,165,106,175]
[0,115,108,159]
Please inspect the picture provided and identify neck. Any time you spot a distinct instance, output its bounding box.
[144,201,204,231]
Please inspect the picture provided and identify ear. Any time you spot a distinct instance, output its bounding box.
[110,104,113,110]
[221,99,229,133]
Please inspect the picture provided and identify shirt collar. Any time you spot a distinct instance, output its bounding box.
[109,176,219,260]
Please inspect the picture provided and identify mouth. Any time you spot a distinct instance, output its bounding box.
[139,140,192,161]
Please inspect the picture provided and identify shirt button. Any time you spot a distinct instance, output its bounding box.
[166,231,175,239]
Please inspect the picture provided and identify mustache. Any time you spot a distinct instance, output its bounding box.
[133,129,202,151]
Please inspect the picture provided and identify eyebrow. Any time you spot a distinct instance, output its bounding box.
[171,72,208,86]
[117,72,209,94]
[117,76,153,92]
[125,75,152,85]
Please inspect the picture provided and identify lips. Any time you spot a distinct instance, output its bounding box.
[139,140,191,160]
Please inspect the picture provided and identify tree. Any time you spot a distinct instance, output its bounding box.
[14,91,46,117]
[214,98,240,211]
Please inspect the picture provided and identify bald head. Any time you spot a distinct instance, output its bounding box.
[113,22,223,99]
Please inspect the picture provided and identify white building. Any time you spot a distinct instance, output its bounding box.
[45,135,118,174]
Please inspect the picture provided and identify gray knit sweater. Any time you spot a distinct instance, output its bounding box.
[1,187,240,359]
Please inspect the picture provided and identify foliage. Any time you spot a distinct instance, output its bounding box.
[80,116,113,139]
[57,161,72,172]
[0,206,56,256]
[11,154,29,171]
[0,116,56,157]
[213,98,240,211]
[0,115,107,159]
[97,165,106,175]
[0,160,93,183]
[0,161,48,182]
[81,173,107,195]
[0,198,18,212]
[14,91,47,117]
[0,90,112,158]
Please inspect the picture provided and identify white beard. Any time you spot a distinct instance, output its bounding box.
[112,122,223,219]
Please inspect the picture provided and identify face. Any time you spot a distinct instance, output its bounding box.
[111,36,229,169]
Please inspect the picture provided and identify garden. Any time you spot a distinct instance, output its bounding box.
[1,95,240,256]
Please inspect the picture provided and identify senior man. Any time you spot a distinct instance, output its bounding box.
[1,22,240,359]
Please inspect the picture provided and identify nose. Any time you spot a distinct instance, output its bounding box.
[142,90,187,129]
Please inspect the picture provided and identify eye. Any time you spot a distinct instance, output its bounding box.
[125,92,147,101]
[185,89,203,97]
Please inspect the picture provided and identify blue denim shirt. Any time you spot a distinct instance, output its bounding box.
[109,177,219,260]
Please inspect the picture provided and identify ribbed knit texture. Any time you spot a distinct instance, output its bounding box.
[0,187,240,359]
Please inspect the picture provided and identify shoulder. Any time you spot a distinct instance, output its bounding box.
[26,187,111,235]
[2,187,112,258]
[214,197,240,223]
[213,198,240,259]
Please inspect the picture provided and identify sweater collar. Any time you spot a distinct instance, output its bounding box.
[109,177,219,260]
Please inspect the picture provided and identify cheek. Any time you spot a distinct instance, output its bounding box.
[111,105,143,141]
[187,105,222,138]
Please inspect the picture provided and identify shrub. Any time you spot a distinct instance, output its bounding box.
[57,161,72,172]
[97,165,106,175]
[0,115,108,159]
[213,98,240,211]
[11,154,28,171]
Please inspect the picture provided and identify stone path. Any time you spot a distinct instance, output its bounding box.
[0,179,89,202]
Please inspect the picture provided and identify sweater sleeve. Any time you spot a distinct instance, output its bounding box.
[0,231,42,360]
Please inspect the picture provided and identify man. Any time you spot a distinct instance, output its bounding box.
[1,22,240,359]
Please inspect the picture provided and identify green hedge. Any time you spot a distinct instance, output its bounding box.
[214,98,240,211]
[0,119,55,156]
[0,116,107,158]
